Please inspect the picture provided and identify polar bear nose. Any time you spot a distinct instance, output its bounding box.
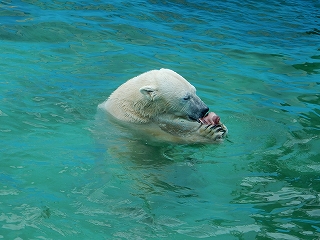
[200,106,209,119]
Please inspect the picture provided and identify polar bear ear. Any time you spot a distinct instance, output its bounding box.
[140,86,157,101]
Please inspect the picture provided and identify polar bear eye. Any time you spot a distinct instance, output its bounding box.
[183,95,191,101]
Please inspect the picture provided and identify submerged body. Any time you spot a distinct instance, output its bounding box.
[99,68,227,143]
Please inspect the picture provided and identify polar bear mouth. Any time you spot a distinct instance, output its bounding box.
[189,116,201,122]
[189,109,209,122]
[192,114,208,123]
[189,115,205,122]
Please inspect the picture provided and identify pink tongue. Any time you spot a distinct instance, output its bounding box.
[199,112,220,125]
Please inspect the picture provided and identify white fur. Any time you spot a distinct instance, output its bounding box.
[99,68,227,143]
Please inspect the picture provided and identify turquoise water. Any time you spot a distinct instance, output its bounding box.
[1,0,319,239]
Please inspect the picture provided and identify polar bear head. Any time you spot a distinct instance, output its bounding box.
[139,69,209,121]
[103,68,209,123]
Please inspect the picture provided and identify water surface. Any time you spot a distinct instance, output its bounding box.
[1,0,319,239]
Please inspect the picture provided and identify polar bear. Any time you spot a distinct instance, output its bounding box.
[98,68,228,143]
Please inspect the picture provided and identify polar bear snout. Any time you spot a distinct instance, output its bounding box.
[188,105,209,121]
[186,95,209,121]
[200,106,209,119]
